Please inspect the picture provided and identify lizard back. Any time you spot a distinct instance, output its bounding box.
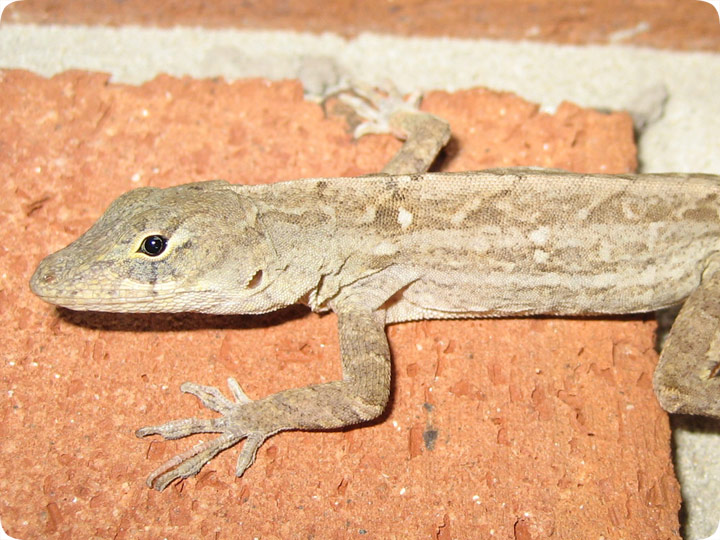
[249,169,720,322]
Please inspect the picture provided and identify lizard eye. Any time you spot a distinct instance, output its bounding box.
[138,235,168,257]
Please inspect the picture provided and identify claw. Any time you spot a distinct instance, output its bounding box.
[180,381,238,414]
[235,432,267,477]
[145,432,242,491]
[136,417,221,440]
[227,377,252,404]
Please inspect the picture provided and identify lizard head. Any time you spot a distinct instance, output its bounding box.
[30,180,282,315]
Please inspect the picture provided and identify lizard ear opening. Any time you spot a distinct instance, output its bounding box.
[246,269,263,289]
[710,362,720,379]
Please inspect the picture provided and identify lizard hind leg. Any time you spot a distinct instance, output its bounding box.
[653,271,720,418]
[337,85,451,175]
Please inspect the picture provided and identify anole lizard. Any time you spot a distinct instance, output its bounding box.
[30,91,720,491]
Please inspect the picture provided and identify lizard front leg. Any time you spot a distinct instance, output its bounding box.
[136,89,448,490]
[136,302,391,491]
[653,270,720,418]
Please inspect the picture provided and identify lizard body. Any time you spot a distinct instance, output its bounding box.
[32,170,720,320]
[30,102,720,491]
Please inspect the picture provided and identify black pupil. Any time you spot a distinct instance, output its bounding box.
[140,235,167,256]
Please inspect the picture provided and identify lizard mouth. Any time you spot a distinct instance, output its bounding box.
[31,290,183,313]
[30,265,188,312]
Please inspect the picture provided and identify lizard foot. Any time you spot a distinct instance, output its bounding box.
[136,378,275,491]
[336,84,423,139]
[334,84,450,175]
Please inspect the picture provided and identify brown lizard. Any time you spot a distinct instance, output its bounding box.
[30,93,720,491]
